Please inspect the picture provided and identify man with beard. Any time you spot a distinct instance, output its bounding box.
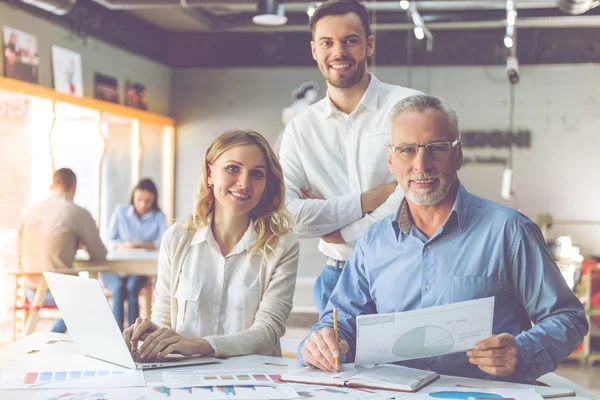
[297,94,588,383]
[279,0,420,315]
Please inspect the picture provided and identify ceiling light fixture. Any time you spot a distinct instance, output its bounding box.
[504,0,516,48]
[253,0,288,27]
[409,5,433,51]
[399,0,410,10]
[307,2,322,18]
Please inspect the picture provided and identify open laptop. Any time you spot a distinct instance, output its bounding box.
[43,271,220,370]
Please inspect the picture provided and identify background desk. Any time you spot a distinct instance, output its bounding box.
[0,333,598,400]
[74,249,160,276]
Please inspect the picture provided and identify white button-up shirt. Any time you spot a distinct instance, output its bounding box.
[152,221,299,356]
[279,74,421,261]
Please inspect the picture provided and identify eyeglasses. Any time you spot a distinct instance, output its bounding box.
[388,139,460,161]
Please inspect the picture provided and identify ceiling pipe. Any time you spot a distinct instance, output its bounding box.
[20,0,77,15]
[89,0,560,11]
[205,15,600,32]
[557,0,600,14]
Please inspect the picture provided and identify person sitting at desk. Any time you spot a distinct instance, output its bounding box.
[298,94,588,383]
[17,168,107,333]
[124,129,299,359]
[102,178,168,332]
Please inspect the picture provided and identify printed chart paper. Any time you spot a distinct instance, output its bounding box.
[0,387,146,400]
[395,386,543,400]
[356,297,494,365]
[0,369,145,389]
[291,383,400,400]
[162,370,283,388]
[146,382,298,400]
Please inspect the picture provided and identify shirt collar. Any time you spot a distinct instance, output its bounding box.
[127,205,156,221]
[49,190,70,201]
[392,181,469,238]
[190,220,259,255]
[323,73,380,118]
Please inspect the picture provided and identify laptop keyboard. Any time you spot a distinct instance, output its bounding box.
[130,349,163,363]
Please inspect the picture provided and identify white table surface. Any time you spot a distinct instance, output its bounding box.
[1,333,598,400]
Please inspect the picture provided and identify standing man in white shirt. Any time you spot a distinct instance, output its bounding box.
[279,0,421,315]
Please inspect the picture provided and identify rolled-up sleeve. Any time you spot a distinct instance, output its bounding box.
[510,220,588,380]
[340,186,403,246]
[279,123,362,238]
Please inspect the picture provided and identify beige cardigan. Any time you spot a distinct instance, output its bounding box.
[151,222,299,357]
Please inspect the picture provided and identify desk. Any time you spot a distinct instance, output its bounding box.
[0,333,598,400]
[74,249,160,276]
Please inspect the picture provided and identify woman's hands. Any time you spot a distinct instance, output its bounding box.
[123,318,213,359]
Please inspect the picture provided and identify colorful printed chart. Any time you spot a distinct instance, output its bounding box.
[146,382,298,400]
[161,370,283,389]
[22,371,124,385]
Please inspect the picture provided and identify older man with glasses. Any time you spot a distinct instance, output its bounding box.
[297,94,588,384]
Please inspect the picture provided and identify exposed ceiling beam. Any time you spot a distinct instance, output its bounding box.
[89,0,560,11]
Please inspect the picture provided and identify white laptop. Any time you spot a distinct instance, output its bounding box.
[43,271,220,370]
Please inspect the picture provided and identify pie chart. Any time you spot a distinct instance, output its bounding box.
[392,325,454,358]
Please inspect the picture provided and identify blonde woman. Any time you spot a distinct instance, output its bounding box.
[124,130,299,359]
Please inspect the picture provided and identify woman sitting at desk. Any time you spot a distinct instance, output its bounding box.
[103,178,168,331]
[124,130,299,359]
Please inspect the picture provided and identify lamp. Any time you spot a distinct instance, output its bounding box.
[253,0,288,27]
[20,0,76,15]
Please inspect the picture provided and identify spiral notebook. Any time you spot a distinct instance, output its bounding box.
[280,364,439,393]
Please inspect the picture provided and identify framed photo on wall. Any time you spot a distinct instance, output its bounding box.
[2,26,39,83]
[51,45,84,97]
[94,73,119,103]
[125,80,148,110]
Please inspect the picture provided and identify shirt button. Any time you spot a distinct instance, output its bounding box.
[425,284,431,290]
[427,244,432,250]
[217,278,223,284]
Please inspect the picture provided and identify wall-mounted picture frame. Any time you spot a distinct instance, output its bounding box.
[125,80,148,110]
[94,73,119,103]
[2,26,39,84]
[51,45,84,97]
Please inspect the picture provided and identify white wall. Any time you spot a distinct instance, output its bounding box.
[0,2,171,115]
[171,64,600,310]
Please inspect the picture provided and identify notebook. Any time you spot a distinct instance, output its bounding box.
[280,364,439,392]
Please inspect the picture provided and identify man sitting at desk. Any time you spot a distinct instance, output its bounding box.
[17,168,107,332]
[298,94,588,383]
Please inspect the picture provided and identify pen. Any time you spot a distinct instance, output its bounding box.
[263,362,288,367]
[333,305,339,369]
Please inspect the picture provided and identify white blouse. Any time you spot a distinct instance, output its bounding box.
[151,222,299,357]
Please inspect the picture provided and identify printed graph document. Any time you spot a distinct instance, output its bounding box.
[280,364,439,392]
[355,297,494,365]
[400,386,543,400]
[162,370,283,388]
[146,382,299,400]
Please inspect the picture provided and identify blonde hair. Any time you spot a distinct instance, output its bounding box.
[184,129,292,256]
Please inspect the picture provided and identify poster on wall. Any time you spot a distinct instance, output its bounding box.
[51,45,84,97]
[94,73,119,103]
[125,80,148,110]
[2,26,39,83]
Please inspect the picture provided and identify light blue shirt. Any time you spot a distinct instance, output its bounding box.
[108,204,168,249]
[299,183,588,383]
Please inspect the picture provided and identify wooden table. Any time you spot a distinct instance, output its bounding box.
[73,249,160,276]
